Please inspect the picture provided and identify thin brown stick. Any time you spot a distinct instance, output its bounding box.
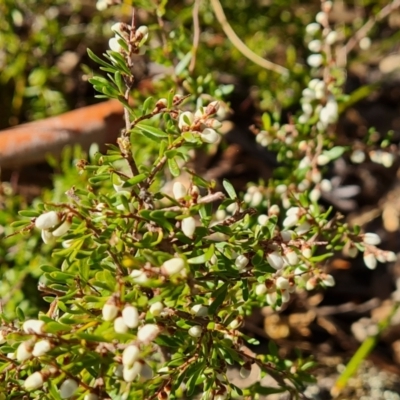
[189,0,201,74]
[209,0,288,76]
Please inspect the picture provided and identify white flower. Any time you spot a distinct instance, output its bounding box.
[41,229,56,244]
[188,325,202,338]
[122,305,139,329]
[302,102,313,115]
[191,304,208,317]
[347,245,359,258]
[84,394,99,400]
[281,230,294,242]
[135,26,149,44]
[296,221,311,235]
[17,341,32,362]
[385,251,397,262]
[315,11,327,24]
[178,111,194,130]
[283,214,299,228]
[305,23,321,35]
[200,128,219,144]
[0,330,5,344]
[35,211,60,230]
[281,290,291,303]
[181,216,196,238]
[306,278,317,291]
[267,251,284,270]
[123,361,142,382]
[309,188,321,202]
[235,255,249,270]
[32,340,51,357]
[276,277,290,290]
[255,284,267,296]
[52,219,71,237]
[24,371,44,391]
[321,274,335,287]
[130,270,149,284]
[102,302,119,322]
[257,214,269,226]
[266,292,277,305]
[308,39,322,52]
[350,150,366,164]
[228,318,241,329]
[122,345,140,367]
[23,319,45,335]
[307,54,323,68]
[320,179,332,192]
[59,378,78,399]
[320,98,338,126]
[317,154,330,166]
[363,233,381,246]
[284,249,299,265]
[162,257,185,275]
[109,37,122,53]
[172,182,187,200]
[363,253,377,270]
[149,302,164,316]
[114,317,129,334]
[302,246,312,258]
[137,324,160,343]
[268,204,280,216]
[326,31,338,45]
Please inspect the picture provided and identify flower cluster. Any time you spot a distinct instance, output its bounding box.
[35,211,71,244]
[108,22,149,56]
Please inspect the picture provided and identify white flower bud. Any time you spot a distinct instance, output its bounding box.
[137,324,160,343]
[200,128,220,144]
[149,301,164,316]
[188,325,203,338]
[320,98,338,126]
[136,26,149,44]
[84,394,99,400]
[32,340,51,357]
[162,257,185,275]
[305,23,321,35]
[181,216,196,238]
[59,378,78,399]
[239,365,251,379]
[306,278,317,291]
[284,249,299,265]
[307,54,323,68]
[17,341,32,362]
[102,302,119,322]
[114,317,129,334]
[302,246,312,258]
[228,318,242,329]
[281,290,291,303]
[350,150,365,164]
[111,23,125,36]
[266,292,277,305]
[35,211,60,230]
[326,31,338,45]
[255,284,267,296]
[346,245,358,258]
[207,118,222,130]
[178,111,194,130]
[191,304,208,317]
[23,319,45,335]
[24,371,44,391]
[296,221,311,235]
[359,37,371,50]
[267,251,284,270]
[123,362,143,382]
[363,253,377,270]
[206,101,220,114]
[257,214,269,226]
[308,39,322,52]
[315,11,327,24]
[109,37,122,52]
[317,154,330,165]
[52,219,72,237]
[363,233,381,246]
[41,229,56,244]
[235,255,249,270]
[281,230,294,242]
[381,152,394,168]
[122,345,140,367]
[320,179,332,192]
[385,251,397,262]
[283,214,299,228]
[122,305,139,329]
[172,182,187,200]
[276,277,290,290]
[0,330,6,344]
[321,274,335,287]
[130,270,149,284]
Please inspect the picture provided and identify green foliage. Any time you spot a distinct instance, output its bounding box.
[1,1,399,399]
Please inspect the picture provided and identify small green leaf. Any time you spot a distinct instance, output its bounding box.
[208,283,228,315]
[222,179,237,199]
[18,210,40,217]
[125,173,147,186]
[137,122,168,138]
[168,157,180,177]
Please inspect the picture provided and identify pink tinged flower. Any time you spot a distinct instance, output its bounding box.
[162,257,185,275]
[267,251,284,270]
[363,233,381,246]
[122,345,140,367]
[102,302,119,322]
[172,181,187,200]
[181,216,196,238]
[200,128,219,144]
[24,371,44,391]
[59,378,78,399]
[363,252,377,270]
[122,305,139,328]
[188,325,202,338]
[35,211,60,230]
[137,324,160,344]
[114,317,129,334]
[32,340,51,357]
[23,319,45,335]
[17,341,32,362]
[123,361,142,382]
